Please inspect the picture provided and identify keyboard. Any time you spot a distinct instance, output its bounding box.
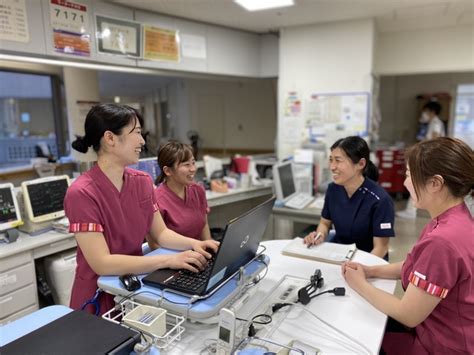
[285,193,314,210]
[168,257,215,292]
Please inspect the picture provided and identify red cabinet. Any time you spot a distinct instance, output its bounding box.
[376,148,406,196]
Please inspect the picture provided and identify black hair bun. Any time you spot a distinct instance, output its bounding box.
[71,136,89,153]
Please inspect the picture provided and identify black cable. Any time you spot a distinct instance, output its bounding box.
[310,287,346,299]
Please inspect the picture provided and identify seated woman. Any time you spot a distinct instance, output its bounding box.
[342,137,474,354]
[65,104,218,315]
[304,136,395,258]
[148,141,211,250]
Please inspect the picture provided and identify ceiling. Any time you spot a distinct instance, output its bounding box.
[108,0,474,34]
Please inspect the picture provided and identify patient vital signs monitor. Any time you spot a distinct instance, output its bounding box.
[21,175,70,223]
[0,183,22,231]
[128,157,161,183]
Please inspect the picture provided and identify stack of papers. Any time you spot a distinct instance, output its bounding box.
[52,217,69,234]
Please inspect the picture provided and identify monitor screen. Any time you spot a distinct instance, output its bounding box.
[277,163,296,199]
[128,158,161,183]
[22,175,70,223]
[0,183,22,231]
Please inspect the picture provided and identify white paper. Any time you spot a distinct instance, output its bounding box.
[294,149,313,164]
[180,33,206,59]
[0,0,29,43]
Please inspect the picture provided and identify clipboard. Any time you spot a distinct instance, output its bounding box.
[281,237,357,265]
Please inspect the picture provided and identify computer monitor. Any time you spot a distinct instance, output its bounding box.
[21,175,70,223]
[128,157,161,183]
[272,161,297,200]
[0,183,22,232]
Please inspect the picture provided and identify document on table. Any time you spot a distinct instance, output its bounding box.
[282,237,356,265]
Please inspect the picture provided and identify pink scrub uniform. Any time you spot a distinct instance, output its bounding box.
[64,165,158,315]
[154,182,209,240]
[383,203,474,354]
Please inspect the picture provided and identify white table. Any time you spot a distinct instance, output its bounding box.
[1,239,395,354]
[164,239,396,354]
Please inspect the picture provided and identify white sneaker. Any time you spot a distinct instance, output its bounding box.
[396,209,417,219]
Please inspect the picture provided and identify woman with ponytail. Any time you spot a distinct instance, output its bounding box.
[342,137,474,354]
[304,136,395,259]
[64,104,218,315]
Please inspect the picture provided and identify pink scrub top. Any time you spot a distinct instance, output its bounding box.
[64,165,158,315]
[398,203,474,354]
[154,182,209,240]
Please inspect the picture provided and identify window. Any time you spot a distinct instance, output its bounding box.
[0,71,67,169]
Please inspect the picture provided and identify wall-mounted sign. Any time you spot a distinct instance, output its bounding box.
[49,0,90,56]
[96,15,141,57]
[0,0,30,43]
[143,25,179,62]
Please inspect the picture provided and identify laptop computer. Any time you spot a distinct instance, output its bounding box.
[2,310,140,355]
[142,197,276,297]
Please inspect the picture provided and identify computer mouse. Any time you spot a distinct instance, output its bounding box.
[119,274,141,292]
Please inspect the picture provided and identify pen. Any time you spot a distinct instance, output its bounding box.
[307,232,322,249]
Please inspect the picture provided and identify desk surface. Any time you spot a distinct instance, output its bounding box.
[0,230,75,260]
[206,184,273,207]
[0,185,273,260]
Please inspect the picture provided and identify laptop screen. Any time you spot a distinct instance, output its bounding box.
[205,197,275,291]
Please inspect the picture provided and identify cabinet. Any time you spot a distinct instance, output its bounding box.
[0,252,39,323]
[376,148,406,196]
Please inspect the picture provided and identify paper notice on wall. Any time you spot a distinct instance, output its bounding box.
[181,33,206,59]
[0,0,29,43]
[284,91,302,117]
[143,25,180,62]
[49,0,91,56]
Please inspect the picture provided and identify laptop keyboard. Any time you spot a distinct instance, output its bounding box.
[167,256,216,292]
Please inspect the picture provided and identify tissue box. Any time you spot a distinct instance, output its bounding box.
[123,305,167,337]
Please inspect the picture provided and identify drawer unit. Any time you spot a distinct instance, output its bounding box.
[0,262,35,296]
[376,148,406,194]
[0,284,37,319]
[0,304,38,325]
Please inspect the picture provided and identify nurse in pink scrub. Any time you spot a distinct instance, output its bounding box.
[342,137,474,354]
[64,104,218,315]
[148,141,211,250]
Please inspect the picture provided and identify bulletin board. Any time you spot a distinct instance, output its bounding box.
[279,91,370,159]
[305,92,370,142]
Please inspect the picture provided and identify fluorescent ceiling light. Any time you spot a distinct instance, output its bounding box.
[234,0,294,12]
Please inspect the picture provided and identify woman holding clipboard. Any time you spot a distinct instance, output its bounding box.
[303,136,395,259]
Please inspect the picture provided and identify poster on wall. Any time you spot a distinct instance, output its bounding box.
[143,25,179,62]
[305,92,369,143]
[284,91,302,117]
[95,15,141,57]
[49,0,91,56]
[0,0,29,43]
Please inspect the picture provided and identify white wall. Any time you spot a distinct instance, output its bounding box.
[63,67,100,162]
[379,71,474,144]
[278,19,375,158]
[259,34,279,78]
[375,25,474,75]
